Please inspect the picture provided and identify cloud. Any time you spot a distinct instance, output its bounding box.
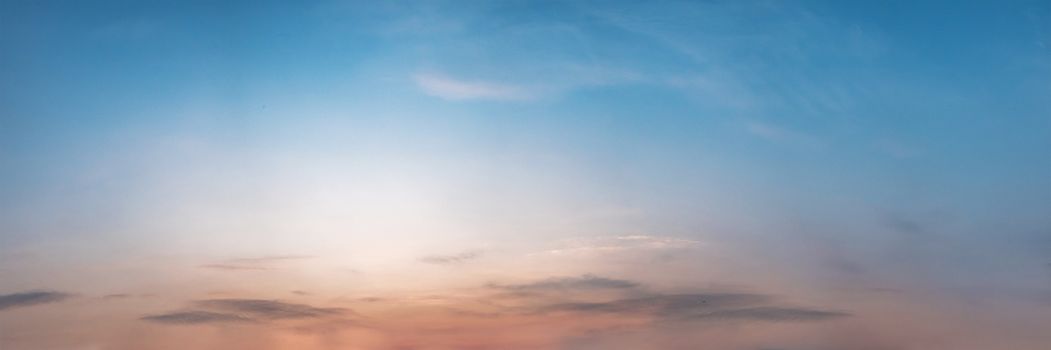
[420,250,483,265]
[194,299,348,320]
[486,276,829,324]
[542,293,767,316]
[492,274,640,293]
[200,255,313,271]
[882,213,928,236]
[141,311,254,325]
[0,291,71,311]
[542,235,701,256]
[585,2,861,115]
[414,73,532,101]
[224,255,314,264]
[101,293,132,300]
[533,289,848,324]
[199,264,271,271]
[745,120,819,146]
[685,306,849,322]
[142,299,352,326]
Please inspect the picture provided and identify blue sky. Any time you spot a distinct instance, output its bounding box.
[1,1,1050,349]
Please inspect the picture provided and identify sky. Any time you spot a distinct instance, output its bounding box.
[1,0,1049,349]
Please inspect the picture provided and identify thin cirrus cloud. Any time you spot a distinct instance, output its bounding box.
[489,274,641,293]
[195,299,347,320]
[745,120,819,146]
[142,298,351,325]
[685,306,849,322]
[419,250,483,265]
[101,293,132,299]
[485,275,846,325]
[141,310,254,325]
[198,264,272,271]
[414,73,532,101]
[0,291,71,311]
[472,275,849,323]
[542,235,702,256]
[199,255,314,271]
[535,291,847,323]
[540,292,765,315]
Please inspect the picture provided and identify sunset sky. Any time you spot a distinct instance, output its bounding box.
[1,1,1050,349]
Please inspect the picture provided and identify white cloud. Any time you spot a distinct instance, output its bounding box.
[745,120,819,146]
[414,73,532,101]
[541,235,703,256]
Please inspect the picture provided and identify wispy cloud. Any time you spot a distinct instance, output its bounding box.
[414,73,532,101]
[195,299,347,320]
[102,293,132,299]
[684,306,848,322]
[541,293,766,316]
[491,274,640,293]
[0,291,71,311]
[481,275,848,325]
[745,120,819,146]
[142,299,351,326]
[200,255,313,271]
[224,255,313,264]
[199,264,271,271]
[542,235,701,256]
[540,292,846,323]
[420,250,483,265]
[141,310,254,325]
[481,275,849,325]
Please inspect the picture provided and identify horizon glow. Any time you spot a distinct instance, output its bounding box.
[1,1,1050,349]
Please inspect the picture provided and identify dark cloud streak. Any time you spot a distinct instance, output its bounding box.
[543,294,848,323]
[195,299,347,320]
[495,276,849,325]
[491,274,640,292]
[0,291,71,311]
[142,298,352,326]
[686,306,849,322]
[141,311,254,324]
[542,293,767,316]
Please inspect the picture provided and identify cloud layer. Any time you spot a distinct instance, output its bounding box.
[142,299,350,325]
[414,73,532,101]
[141,310,254,324]
[0,291,70,311]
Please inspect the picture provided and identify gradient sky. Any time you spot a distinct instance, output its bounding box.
[1,1,1050,349]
